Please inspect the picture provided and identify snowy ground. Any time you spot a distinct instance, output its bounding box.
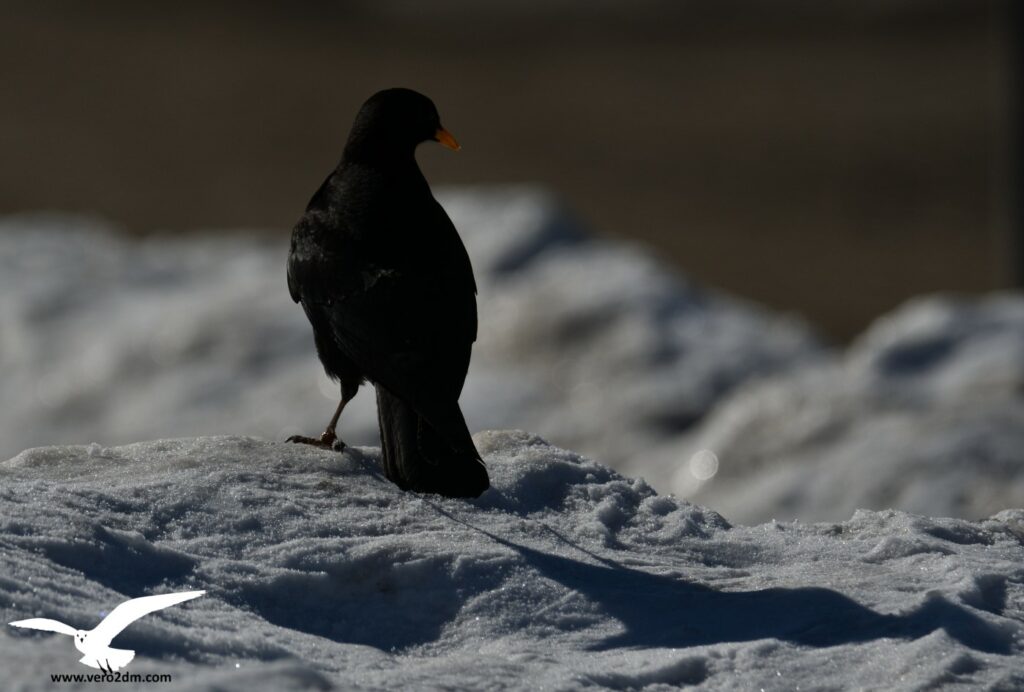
[2,185,1023,525]
[2,433,1023,690]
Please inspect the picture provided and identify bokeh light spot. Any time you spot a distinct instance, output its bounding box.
[689,449,719,481]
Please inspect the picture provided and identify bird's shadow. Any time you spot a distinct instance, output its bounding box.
[430,503,1015,656]
[238,491,1014,656]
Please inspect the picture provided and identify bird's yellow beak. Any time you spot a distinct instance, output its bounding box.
[434,126,461,151]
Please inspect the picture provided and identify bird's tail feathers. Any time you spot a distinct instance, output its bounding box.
[376,386,489,498]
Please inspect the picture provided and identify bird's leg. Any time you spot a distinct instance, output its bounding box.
[319,396,349,447]
[287,396,351,450]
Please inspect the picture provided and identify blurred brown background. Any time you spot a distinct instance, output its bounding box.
[0,0,1012,341]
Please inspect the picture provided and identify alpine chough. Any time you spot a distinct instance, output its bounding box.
[286,88,489,498]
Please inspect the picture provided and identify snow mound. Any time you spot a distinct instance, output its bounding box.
[0,188,818,484]
[2,433,1023,690]
[4,189,1024,524]
[681,294,1024,524]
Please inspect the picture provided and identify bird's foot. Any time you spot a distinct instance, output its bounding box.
[286,432,346,451]
[319,430,347,451]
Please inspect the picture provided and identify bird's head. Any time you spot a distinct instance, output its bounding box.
[343,88,460,162]
[75,630,87,643]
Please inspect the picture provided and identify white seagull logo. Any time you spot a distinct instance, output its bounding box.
[9,590,204,672]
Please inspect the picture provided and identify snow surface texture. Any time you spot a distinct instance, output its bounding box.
[2,433,1023,691]
[0,187,815,499]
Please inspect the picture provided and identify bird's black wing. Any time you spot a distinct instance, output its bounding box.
[288,200,477,424]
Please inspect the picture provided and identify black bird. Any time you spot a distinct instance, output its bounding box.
[286,88,489,498]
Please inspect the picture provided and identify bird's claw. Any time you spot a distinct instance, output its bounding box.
[286,433,346,451]
[286,434,330,448]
